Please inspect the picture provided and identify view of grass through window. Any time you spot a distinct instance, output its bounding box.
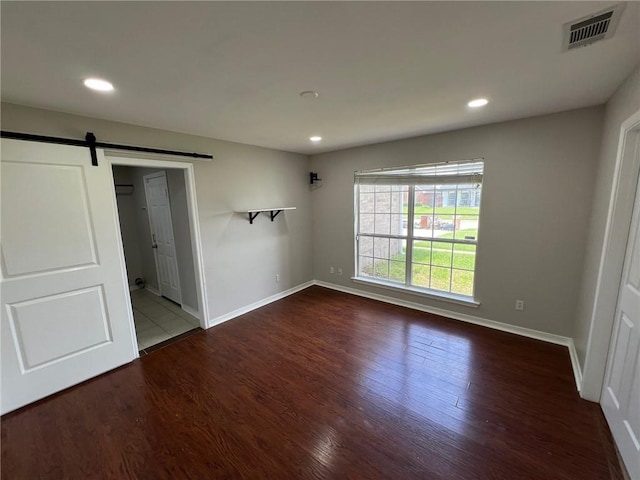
[355,161,483,298]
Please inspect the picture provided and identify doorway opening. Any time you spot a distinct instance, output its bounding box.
[109,156,208,353]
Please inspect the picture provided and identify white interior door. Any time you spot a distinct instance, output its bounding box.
[144,171,181,304]
[601,135,640,479]
[1,139,137,415]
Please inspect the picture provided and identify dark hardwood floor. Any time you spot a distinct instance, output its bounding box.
[1,286,622,479]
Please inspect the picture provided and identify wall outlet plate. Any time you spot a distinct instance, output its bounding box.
[515,300,524,311]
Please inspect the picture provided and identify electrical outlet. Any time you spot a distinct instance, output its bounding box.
[337,268,343,276]
[515,300,524,311]
[275,274,280,283]
[330,266,335,274]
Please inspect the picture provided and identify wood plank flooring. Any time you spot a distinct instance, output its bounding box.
[1,286,623,479]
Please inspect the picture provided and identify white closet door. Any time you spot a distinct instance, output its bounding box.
[1,139,137,415]
[143,171,182,304]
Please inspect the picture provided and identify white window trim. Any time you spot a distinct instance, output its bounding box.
[351,276,480,308]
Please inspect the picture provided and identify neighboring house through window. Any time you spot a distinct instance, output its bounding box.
[354,160,483,301]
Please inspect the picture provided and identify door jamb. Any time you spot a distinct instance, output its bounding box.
[581,109,640,401]
[107,155,210,330]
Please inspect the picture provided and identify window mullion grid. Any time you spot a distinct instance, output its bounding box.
[355,184,360,276]
[450,184,460,292]
[358,233,407,240]
[372,186,378,280]
[429,183,436,290]
[388,189,392,282]
[411,236,475,245]
[405,185,415,286]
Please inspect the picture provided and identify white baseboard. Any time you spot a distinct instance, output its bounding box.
[181,304,200,321]
[129,284,139,292]
[567,339,583,393]
[208,281,314,328]
[313,280,583,392]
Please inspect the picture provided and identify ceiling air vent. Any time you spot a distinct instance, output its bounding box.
[562,3,625,51]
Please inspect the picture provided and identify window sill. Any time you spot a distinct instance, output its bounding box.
[351,277,480,308]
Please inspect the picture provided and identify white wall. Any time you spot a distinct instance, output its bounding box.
[1,103,314,322]
[574,66,640,399]
[112,166,144,286]
[310,107,604,337]
[2,98,620,345]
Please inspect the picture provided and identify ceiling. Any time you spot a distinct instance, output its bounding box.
[2,2,639,155]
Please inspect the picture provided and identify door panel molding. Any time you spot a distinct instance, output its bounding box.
[1,161,98,276]
[7,285,113,372]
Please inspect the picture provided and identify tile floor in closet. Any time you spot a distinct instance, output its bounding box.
[131,288,200,351]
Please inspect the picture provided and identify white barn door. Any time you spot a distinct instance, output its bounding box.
[601,135,640,479]
[1,139,137,414]
[143,171,182,304]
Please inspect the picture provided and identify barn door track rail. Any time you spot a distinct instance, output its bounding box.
[0,131,213,166]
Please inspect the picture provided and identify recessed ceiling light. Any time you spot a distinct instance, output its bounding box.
[468,98,488,108]
[300,91,319,99]
[84,78,114,92]
[310,136,322,142]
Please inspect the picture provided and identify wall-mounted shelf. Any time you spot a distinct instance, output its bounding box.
[243,207,296,224]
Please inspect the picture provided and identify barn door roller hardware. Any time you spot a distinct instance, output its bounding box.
[0,130,214,166]
[86,132,98,166]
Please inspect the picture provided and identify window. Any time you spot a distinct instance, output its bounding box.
[355,160,483,300]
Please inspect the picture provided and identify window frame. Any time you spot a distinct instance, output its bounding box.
[353,161,483,305]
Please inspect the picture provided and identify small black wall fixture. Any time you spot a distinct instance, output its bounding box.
[310,172,322,184]
[0,130,213,166]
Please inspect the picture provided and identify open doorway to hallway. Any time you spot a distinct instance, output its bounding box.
[112,164,202,352]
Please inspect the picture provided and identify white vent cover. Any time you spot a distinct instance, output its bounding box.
[562,3,625,51]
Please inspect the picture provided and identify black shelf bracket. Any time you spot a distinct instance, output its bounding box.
[248,212,261,224]
[245,208,295,224]
[270,210,282,221]
[248,210,282,224]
